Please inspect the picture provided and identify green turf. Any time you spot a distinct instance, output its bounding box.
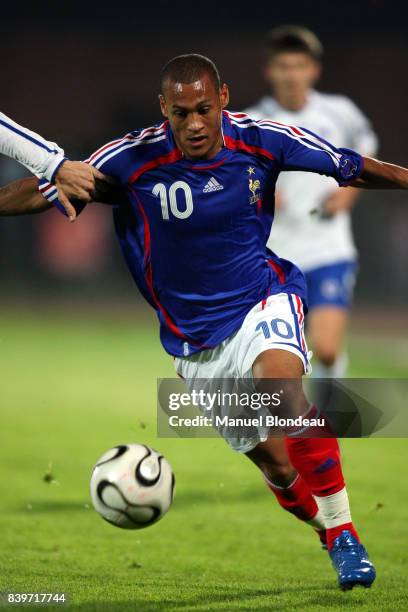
[0,311,407,610]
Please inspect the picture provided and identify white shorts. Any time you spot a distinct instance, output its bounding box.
[174,292,312,453]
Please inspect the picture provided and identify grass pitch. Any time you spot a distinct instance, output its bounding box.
[1,309,407,610]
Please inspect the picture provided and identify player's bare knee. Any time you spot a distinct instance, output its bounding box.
[247,452,296,487]
[245,438,296,487]
[262,462,297,488]
[315,347,338,367]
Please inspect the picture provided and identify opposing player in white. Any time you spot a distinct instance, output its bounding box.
[245,26,379,378]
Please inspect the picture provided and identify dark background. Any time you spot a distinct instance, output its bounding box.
[1,0,407,306]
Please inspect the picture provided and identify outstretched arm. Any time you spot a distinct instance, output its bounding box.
[351,157,408,189]
[0,177,51,215]
[0,176,119,217]
[0,111,111,220]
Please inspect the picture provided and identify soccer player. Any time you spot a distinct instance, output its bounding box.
[1,54,407,589]
[245,26,379,378]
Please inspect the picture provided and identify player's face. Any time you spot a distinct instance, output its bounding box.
[265,52,320,99]
[159,74,229,160]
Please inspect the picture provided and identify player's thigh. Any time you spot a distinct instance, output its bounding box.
[253,347,304,379]
[238,293,311,416]
[308,306,349,361]
[238,292,311,378]
[305,260,358,313]
[305,260,356,361]
[253,348,309,417]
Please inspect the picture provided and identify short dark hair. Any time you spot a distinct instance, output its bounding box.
[265,25,323,62]
[160,54,221,94]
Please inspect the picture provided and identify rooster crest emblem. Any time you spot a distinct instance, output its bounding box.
[249,178,261,204]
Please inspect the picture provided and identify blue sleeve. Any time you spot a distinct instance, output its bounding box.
[277,125,364,186]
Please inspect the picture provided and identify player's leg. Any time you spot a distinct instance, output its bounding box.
[305,261,357,378]
[175,328,325,543]
[245,434,327,545]
[252,346,376,589]
[308,306,348,374]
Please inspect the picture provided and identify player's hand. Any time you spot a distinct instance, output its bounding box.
[321,187,359,218]
[54,161,113,222]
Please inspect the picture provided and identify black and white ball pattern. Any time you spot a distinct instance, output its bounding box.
[90,444,175,529]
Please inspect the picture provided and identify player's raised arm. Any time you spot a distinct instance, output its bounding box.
[0,177,51,215]
[350,156,408,190]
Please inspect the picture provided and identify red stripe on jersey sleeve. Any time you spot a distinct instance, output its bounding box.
[224,135,275,161]
[128,148,182,183]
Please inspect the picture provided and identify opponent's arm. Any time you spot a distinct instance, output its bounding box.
[0,111,111,220]
[320,186,360,217]
[351,157,408,189]
[0,110,67,181]
[0,177,51,215]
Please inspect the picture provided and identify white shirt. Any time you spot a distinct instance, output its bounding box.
[245,90,378,270]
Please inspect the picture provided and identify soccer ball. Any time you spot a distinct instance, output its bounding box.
[90,444,175,529]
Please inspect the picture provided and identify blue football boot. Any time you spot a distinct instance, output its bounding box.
[329,530,376,590]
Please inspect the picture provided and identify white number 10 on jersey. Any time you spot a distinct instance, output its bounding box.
[152,181,194,220]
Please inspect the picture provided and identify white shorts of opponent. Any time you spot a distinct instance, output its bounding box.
[174,292,312,453]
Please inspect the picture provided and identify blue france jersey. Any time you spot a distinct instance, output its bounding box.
[38,111,364,357]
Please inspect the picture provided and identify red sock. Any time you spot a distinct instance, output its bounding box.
[284,437,344,496]
[285,437,360,550]
[264,473,320,522]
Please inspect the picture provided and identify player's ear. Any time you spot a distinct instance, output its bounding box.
[220,84,229,109]
[159,94,168,118]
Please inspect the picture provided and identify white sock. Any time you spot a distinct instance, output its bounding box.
[306,509,326,531]
[311,352,348,379]
[314,487,352,528]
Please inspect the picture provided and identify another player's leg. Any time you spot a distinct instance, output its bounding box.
[252,348,376,590]
[306,261,357,379]
[245,436,327,547]
[308,306,349,377]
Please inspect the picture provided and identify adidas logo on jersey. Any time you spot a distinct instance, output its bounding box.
[203,177,224,193]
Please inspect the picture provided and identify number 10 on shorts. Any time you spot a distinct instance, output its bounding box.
[256,318,294,340]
